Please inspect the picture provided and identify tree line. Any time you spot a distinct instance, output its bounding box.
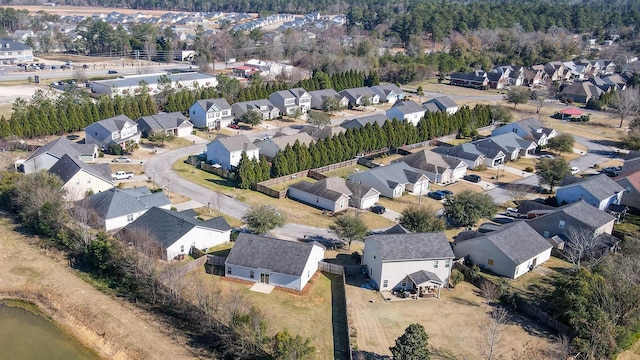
[0,169,315,360]
[234,105,493,186]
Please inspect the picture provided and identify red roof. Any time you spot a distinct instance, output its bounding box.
[560,108,584,116]
[234,66,254,71]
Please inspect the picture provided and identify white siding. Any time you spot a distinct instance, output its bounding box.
[23,154,59,174]
[165,228,231,260]
[287,187,345,212]
[454,239,516,278]
[226,264,302,290]
[405,178,430,195]
[176,122,194,137]
[63,171,113,201]
[358,193,379,209]
[451,164,467,180]
[189,103,207,128]
[104,204,171,232]
[380,259,453,290]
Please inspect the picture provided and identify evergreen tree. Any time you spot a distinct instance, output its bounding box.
[236,152,255,189]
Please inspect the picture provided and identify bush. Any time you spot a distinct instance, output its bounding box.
[351,252,362,263]
[450,269,464,287]
[469,264,481,281]
[473,164,488,171]
[524,166,534,172]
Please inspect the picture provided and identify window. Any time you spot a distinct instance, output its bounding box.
[87,178,91,184]
[180,245,184,253]
[76,179,80,185]
[227,267,232,274]
[401,279,407,288]
[383,280,388,288]
[249,271,254,279]
[433,260,439,269]
[445,259,450,268]
[559,220,565,229]
[488,259,494,266]
[192,110,195,115]
[127,214,134,222]
[512,128,518,133]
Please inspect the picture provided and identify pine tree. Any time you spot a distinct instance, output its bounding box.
[0,115,10,138]
[236,152,255,189]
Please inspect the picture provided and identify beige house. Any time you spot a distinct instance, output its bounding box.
[48,154,114,200]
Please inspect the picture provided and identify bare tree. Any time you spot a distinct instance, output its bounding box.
[610,88,639,128]
[117,227,164,303]
[505,183,532,205]
[563,226,601,270]
[480,281,502,306]
[481,307,509,360]
[210,191,223,217]
[532,85,552,114]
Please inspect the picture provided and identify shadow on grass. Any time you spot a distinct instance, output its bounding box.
[325,272,352,360]
[352,350,391,360]
[205,178,236,188]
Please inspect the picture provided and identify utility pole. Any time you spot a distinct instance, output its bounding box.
[135,50,140,75]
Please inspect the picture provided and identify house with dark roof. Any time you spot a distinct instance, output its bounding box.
[310,125,347,140]
[136,112,194,138]
[121,207,231,260]
[76,187,171,231]
[385,100,425,126]
[526,200,616,244]
[472,132,538,161]
[339,87,380,107]
[254,132,315,159]
[452,221,552,279]
[491,117,557,146]
[48,154,114,200]
[225,233,325,291]
[268,88,312,115]
[21,137,98,174]
[340,113,388,130]
[308,89,349,110]
[0,38,34,63]
[615,153,640,209]
[370,83,405,104]
[85,115,141,151]
[231,99,280,121]
[433,142,505,168]
[348,162,430,199]
[556,174,625,211]
[450,70,489,89]
[422,96,459,115]
[559,80,604,103]
[189,98,233,129]
[288,177,380,211]
[398,150,468,184]
[205,135,259,170]
[362,232,455,296]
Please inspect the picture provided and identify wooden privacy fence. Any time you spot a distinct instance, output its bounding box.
[318,262,353,360]
[319,261,344,275]
[201,162,235,179]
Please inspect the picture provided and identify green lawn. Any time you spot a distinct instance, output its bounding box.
[322,164,368,179]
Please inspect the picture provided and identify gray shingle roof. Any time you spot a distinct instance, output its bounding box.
[349,162,428,191]
[0,38,32,51]
[137,112,191,132]
[407,269,443,285]
[558,174,625,201]
[48,154,112,184]
[388,100,425,116]
[88,114,135,133]
[214,135,258,152]
[289,177,374,202]
[195,98,232,112]
[382,224,411,234]
[527,199,616,232]
[340,113,388,130]
[26,137,94,162]
[226,233,324,276]
[365,232,454,261]
[401,150,463,174]
[121,207,230,249]
[465,221,552,264]
[423,96,457,110]
[78,187,171,219]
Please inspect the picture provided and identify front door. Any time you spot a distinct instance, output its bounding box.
[532,257,538,267]
[260,273,270,284]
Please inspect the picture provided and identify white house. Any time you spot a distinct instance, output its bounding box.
[349,162,430,199]
[422,96,459,115]
[121,207,231,260]
[362,232,455,297]
[205,135,259,170]
[308,89,349,110]
[85,115,141,151]
[90,72,217,97]
[287,177,380,212]
[189,98,234,129]
[48,154,114,201]
[399,150,468,184]
[452,221,552,279]
[491,117,557,147]
[556,174,625,211]
[76,187,171,231]
[254,132,315,159]
[385,100,426,126]
[268,88,312,115]
[225,233,325,291]
[232,99,280,121]
[339,87,380,107]
[21,137,98,174]
[136,112,194,138]
[370,83,405,104]
[0,38,34,63]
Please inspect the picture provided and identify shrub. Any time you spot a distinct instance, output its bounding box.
[450,269,464,287]
[524,166,534,172]
[351,252,362,263]
[473,164,488,171]
[469,264,481,281]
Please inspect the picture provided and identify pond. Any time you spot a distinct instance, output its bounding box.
[0,302,98,360]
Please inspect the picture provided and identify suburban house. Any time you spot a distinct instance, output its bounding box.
[189,98,234,129]
[206,135,259,170]
[559,81,605,103]
[433,143,505,168]
[268,88,312,115]
[556,174,625,211]
[339,87,380,107]
[544,61,569,82]
[491,117,557,146]
[48,154,114,201]
[225,233,325,291]
[449,70,489,89]
[231,99,281,120]
[527,200,617,247]
[398,150,468,184]
[0,38,34,63]
[615,151,640,209]
[528,65,548,85]
[422,96,459,115]
[288,177,381,211]
[340,113,388,130]
[348,162,430,198]
[254,132,315,159]
[136,112,194,138]
[90,72,217,97]
[385,100,426,126]
[308,89,349,110]
[120,207,231,260]
[76,186,171,231]
[486,67,511,89]
[370,83,405,104]
[472,132,538,161]
[20,137,98,174]
[362,232,455,296]
[310,125,347,140]
[85,115,141,151]
[452,221,552,279]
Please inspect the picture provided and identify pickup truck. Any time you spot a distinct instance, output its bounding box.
[111,171,134,180]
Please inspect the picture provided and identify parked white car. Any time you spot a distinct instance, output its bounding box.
[506,207,520,217]
[570,166,579,175]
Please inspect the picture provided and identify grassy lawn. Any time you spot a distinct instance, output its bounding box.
[270,177,316,192]
[371,153,403,166]
[507,157,538,171]
[322,164,368,179]
[205,242,234,257]
[376,194,443,214]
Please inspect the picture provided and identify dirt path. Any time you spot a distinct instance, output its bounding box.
[0,215,196,360]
